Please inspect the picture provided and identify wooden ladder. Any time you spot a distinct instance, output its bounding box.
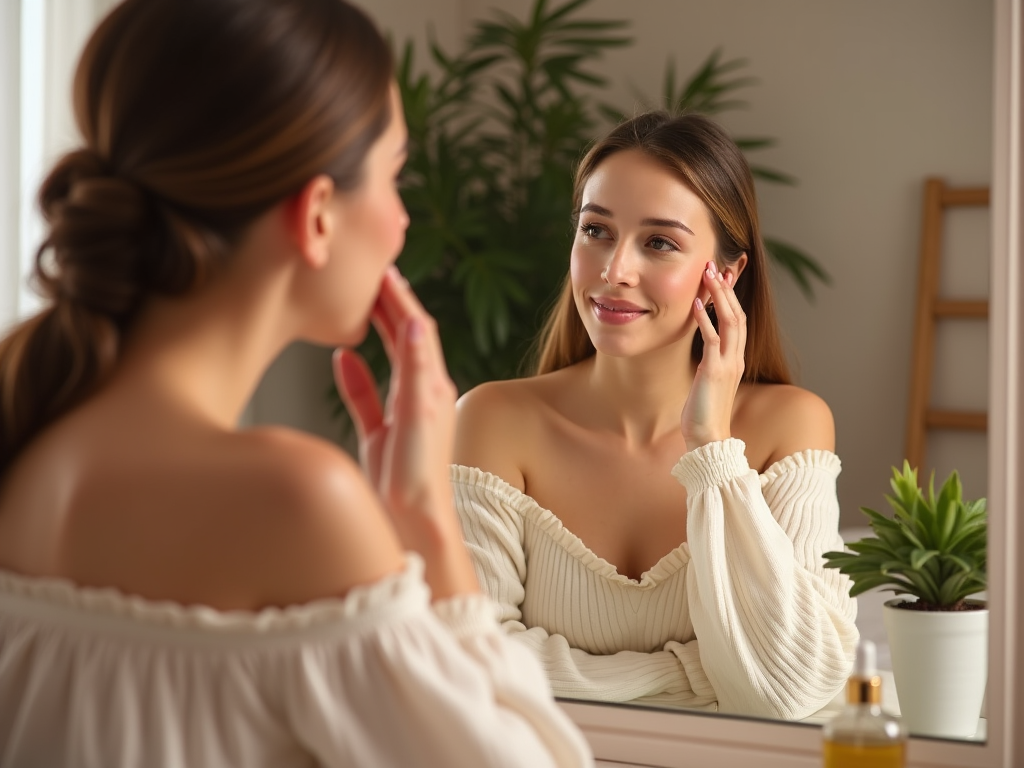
[904,178,990,474]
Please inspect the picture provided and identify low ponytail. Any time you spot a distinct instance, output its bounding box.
[0,148,157,472]
[0,304,118,472]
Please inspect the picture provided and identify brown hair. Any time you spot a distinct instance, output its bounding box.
[0,0,393,473]
[533,111,791,385]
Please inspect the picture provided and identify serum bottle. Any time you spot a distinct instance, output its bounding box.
[822,639,907,768]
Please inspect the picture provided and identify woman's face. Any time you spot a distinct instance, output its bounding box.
[570,149,718,360]
[327,83,410,345]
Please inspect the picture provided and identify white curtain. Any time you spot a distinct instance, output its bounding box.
[1,0,119,334]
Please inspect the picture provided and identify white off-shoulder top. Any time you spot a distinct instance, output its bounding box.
[0,554,592,768]
[451,438,859,720]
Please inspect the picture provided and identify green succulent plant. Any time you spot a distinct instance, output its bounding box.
[823,461,987,611]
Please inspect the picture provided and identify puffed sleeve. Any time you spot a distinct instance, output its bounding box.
[673,438,859,719]
[279,556,592,768]
[452,466,719,710]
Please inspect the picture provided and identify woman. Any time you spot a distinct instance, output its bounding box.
[0,1,591,765]
[452,111,858,720]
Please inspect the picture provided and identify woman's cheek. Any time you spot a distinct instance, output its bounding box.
[658,266,703,308]
[385,197,408,258]
[569,245,589,291]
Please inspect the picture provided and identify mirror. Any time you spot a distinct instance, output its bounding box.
[9,0,1014,764]
[539,0,994,740]
[249,0,1003,755]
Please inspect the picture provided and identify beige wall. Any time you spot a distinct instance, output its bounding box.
[248,0,994,526]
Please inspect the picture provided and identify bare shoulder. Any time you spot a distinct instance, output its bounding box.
[735,383,835,470]
[453,376,552,491]
[219,426,404,605]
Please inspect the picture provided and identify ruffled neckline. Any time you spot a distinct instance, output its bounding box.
[758,447,841,482]
[451,464,691,589]
[451,447,841,590]
[0,554,428,637]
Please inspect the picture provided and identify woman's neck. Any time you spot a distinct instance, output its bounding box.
[577,341,699,447]
[110,258,299,432]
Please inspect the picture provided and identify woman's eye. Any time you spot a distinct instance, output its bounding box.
[648,236,677,252]
[579,223,606,238]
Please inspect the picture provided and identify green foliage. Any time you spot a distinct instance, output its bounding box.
[823,462,988,610]
[348,0,830,404]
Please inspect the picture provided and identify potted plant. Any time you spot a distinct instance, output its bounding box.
[823,462,988,738]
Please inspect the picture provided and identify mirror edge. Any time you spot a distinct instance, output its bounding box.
[559,0,1022,765]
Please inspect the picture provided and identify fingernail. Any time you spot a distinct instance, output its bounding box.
[694,297,704,312]
[408,319,423,341]
[706,261,717,276]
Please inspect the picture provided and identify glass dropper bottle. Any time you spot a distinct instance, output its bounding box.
[822,639,907,768]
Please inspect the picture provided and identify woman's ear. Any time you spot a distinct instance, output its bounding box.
[285,175,336,270]
[723,252,749,285]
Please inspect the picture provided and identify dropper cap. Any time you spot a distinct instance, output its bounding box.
[847,639,882,705]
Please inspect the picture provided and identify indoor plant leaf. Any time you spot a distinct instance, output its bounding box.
[823,463,987,611]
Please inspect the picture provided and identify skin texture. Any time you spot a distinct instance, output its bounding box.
[454,149,834,581]
[0,84,479,609]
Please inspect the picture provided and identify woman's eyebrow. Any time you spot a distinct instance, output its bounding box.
[580,203,695,236]
[641,217,694,236]
[580,202,612,217]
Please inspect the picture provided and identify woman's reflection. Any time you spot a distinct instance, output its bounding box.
[451,111,859,720]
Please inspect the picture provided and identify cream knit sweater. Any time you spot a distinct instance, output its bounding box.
[451,438,859,720]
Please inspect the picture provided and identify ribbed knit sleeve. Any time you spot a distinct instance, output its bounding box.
[451,466,718,710]
[672,439,859,719]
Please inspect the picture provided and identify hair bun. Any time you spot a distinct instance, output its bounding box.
[35,148,154,319]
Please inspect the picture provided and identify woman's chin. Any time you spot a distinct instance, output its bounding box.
[588,330,693,361]
[340,318,372,348]
[304,317,370,350]
[588,336,643,359]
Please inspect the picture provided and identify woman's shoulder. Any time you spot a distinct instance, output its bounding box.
[208,427,405,605]
[454,372,575,491]
[49,425,405,611]
[455,364,588,423]
[737,382,833,420]
[735,383,836,470]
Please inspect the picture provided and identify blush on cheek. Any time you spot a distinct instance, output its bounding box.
[659,268,704,308]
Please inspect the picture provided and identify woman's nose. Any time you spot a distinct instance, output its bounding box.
[601,242,639,286]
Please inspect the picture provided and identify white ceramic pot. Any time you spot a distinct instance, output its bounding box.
[882,598,988,738]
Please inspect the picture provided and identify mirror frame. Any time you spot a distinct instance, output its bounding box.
[558,0,1022,765]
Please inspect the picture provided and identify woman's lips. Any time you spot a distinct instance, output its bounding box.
[590,297,648,325]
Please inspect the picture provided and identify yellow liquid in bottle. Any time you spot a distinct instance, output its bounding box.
[822,741,905,768]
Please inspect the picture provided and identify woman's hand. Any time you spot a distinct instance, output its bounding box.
[680,260,747,450]
[333,266,477,598]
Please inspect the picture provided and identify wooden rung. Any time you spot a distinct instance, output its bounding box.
[925,409,987,431]
[933,299,989,318]
[942,187,989,206]
[905,178,991,473]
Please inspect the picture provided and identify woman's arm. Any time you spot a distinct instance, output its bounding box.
[676,437,858,719]
[335,267,478,601]
[675,265,857,719]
